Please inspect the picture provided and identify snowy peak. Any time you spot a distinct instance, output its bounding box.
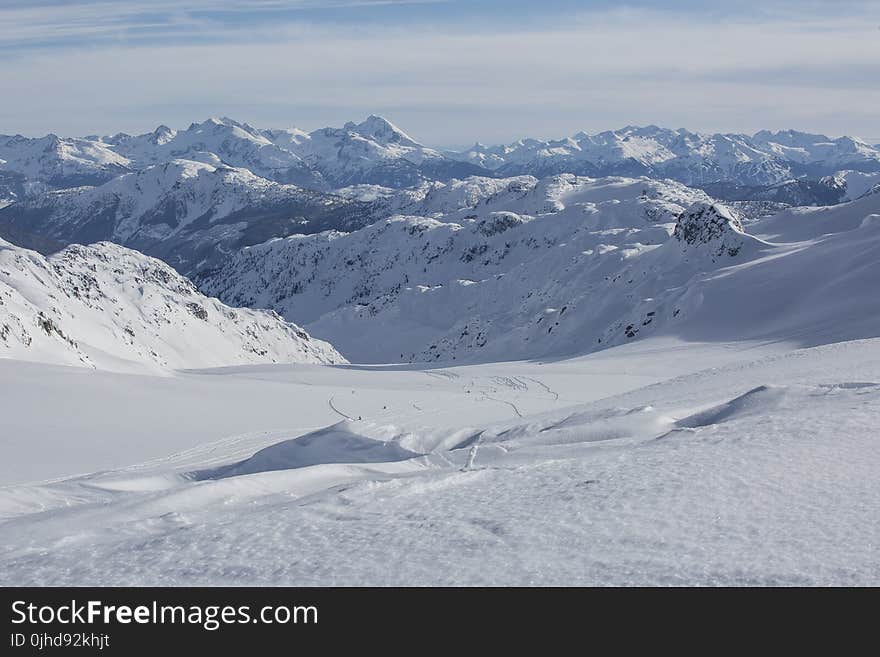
[94,117,330,189]
[149,124,176,146]
[343,115,420,147]
[287,115,451,186]
[818,170,880,202]
[0,238,344,371]
[1,116,493,195]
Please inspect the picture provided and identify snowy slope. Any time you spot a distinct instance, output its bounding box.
[200,174,880,363]
[453,126,880,186]
[1,335,878,585]
[336,174,562,218]
[0,160,374,274]
[0,238,344,371]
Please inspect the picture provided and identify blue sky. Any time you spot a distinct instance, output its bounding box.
[1,0,878,145]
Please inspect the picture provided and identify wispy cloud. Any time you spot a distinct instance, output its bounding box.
[1,2,877,144]
[0,0,443,50]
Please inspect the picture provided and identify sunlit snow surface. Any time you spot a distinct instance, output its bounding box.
[2,336,878,585]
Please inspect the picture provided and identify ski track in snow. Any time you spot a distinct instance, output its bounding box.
[479,392,524,418]
[520,376,559,401]
[328,395,355,421]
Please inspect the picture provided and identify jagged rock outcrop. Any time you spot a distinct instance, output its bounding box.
[673,203,745,258]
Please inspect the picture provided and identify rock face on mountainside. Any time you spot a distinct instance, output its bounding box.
[673,203,745,258]
[0,238,344,371]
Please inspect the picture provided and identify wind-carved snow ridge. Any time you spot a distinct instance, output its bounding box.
[0,238,344,371]
[191,421,420,480]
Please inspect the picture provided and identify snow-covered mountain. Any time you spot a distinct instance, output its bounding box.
[452,126,880,187]
[0,133,130,191]
[0,160,374,274]
[196,175,710,361]
[199,173,880,364]
[335,175,540,217]
[0,238,344,371]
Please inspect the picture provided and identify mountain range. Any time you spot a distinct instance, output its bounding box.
[453,125,880,186]
[2,116,880,368]
[0,115,487,198]
[3,117,879,198]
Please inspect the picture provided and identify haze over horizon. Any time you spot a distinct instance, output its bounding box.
[1,0,877,146]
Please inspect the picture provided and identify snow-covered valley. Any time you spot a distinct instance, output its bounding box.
[2,336,878,585]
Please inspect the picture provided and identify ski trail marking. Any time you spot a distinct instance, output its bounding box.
[521,376,559,401]
[328,395,354,420]
[481,393,523,418]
